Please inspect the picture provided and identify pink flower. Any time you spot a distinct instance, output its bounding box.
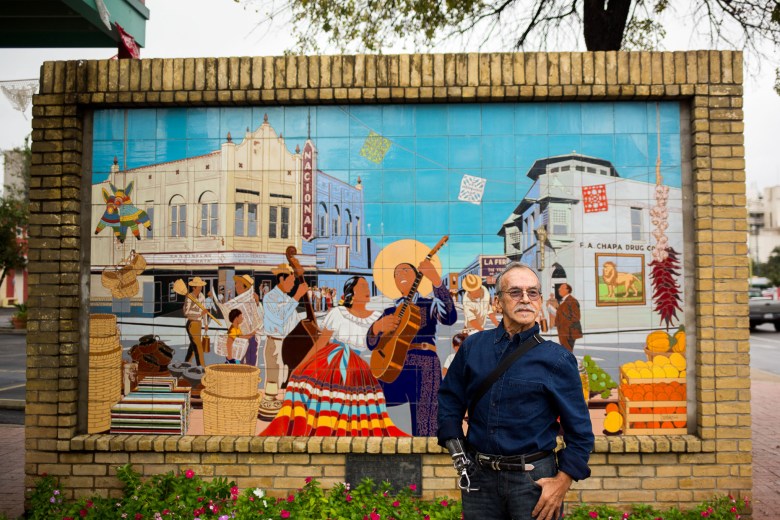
[701,512,710,518]
[589,513,598,519]
[280,511,290,519]
[441,500,449,507]
[623,514,629,519]
[231,486,238,495]
[185,469,195,479]
[346,495,353,502]
[79,511,87,518]
[305,476,312,483]
[135,515,143,520]
[424,516,430,520]
[392,500,400,507]
[287,494,295,502]
[162,511,170,516]
[731,507,737,513]
[86,500,93,508]
[409,484,417,491]
[370,512,381,520]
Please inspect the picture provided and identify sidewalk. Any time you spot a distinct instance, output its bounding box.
[0,369,777,518]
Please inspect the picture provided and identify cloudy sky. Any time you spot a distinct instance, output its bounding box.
[0,0,778,192]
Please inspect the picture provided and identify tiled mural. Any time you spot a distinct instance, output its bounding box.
[88,101,688,437]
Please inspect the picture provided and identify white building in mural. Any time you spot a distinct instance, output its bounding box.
[747,184,780,265]
[498,153,684,332]
[91,115,368,315]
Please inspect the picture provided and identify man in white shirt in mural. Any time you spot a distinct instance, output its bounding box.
[461,274,499,335]
[260,263,308,419]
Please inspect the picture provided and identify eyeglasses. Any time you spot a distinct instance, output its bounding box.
[498,288,542,301]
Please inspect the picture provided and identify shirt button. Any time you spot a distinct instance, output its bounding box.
[491,429,496,434]
[492,402,496,407]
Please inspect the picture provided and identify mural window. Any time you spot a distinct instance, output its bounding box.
[550,204,571,236]
[269,206,290,239]
[235,202,258,237]
[281,206,290,239]
[332,205,341,237]
[345,209,352,239]
[631,207,643,241]
[145,202,154,238]
[199,192,219,237]
[318,202,328,237]
[169,196,186,237]
[355,216,361,252]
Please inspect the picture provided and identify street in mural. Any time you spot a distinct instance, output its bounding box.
[88,102,688,437]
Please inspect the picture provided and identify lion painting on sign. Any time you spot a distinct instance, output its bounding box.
[602,261,641,298]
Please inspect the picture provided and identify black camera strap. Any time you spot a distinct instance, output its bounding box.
[468,333,544,418]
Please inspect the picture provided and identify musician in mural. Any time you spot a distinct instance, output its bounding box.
[367,238,457,437]
[556,283,583,352]
[260,263,308,420]
[261,276,407,436]
[461,274,499,334]
[183,277,208,366]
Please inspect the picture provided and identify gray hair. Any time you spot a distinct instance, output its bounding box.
[495,261,542,293]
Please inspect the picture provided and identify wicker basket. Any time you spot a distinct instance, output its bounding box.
[202,365,260,398]
[89,314,117,337]
[88,347,122,434]
[90,328,120,355]
[112,278,139,299]
[101,268,121,290]
[202,390,260,435]
[130,252,147,273]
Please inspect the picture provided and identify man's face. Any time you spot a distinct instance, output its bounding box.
[497,268,543,333]
[279,273,294,292]
[558,284,570,298]
[393,264,417,297]
[467,287,484,300]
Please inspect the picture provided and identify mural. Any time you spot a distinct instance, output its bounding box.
[88,102,688,437]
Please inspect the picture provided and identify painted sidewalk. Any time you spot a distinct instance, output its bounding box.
[0,373,778,518]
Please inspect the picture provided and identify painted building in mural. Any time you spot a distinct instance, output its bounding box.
[90,115,371,316]
[498,153,683,331]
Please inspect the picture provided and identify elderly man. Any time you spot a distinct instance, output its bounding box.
[437,261,594,520]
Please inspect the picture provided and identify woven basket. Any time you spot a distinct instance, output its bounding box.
[112,278,139,299]
[89,314,117,337]
[130,252,147,273]
[101,268,121,290]
[202,365,260,398]
[88,347,122,434]
[90,328,120,355]
[202,390,260,435]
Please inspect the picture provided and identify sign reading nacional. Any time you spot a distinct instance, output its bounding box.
[302,141,315,241]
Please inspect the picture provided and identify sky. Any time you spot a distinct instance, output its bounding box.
[0,0,778,195]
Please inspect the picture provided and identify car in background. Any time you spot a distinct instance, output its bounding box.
[749,293,780,331]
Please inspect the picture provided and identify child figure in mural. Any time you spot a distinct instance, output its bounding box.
[461,273,499,334]
[233,274,263,366]
[260,276,407,436]
[183,277,208,366]
[367,240,458,437]
[546,291,559,331]
[556,283,583,352]
[260,263,308,420]
[442,331,468,378]
[225,309,257,364]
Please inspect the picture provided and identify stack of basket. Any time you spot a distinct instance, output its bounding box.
[100,252,146,299]
[88,314,123,433]
[201,365,261,435]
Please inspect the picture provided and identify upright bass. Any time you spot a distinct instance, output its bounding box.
[280,246,320,386]
[370,235,449,383]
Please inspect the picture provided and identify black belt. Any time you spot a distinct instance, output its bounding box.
[473,450,552,471]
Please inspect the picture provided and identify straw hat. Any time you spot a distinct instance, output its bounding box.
[233,274,254,287]
[188,276,207,287]
[271,263,293,276]
[373,239,442,299]
[462,273,483,292]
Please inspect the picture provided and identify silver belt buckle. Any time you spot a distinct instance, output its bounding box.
[523,463,535,471]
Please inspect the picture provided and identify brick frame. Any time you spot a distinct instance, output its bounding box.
[27,51,750,508]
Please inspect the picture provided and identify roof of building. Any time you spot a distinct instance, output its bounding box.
[525,153,619,181]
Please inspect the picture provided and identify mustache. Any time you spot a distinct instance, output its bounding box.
[513,305,537,313]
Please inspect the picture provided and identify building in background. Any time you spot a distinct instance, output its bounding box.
[747,184,780,266]
[0,149,28,307]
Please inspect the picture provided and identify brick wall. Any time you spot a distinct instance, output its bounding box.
[27,51,750,509]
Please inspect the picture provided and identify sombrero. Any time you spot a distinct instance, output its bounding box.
[462,273,483,292]
[188,276,207,287]
[233,274,254,287]
[373,239,443,299]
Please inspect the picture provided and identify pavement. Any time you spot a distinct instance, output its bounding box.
[0,308,778,518]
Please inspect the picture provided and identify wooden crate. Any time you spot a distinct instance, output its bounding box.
[618,393,687,435]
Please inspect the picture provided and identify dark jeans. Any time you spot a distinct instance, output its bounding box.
[462,453,560,520]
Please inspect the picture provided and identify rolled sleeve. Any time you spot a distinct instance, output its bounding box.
[551,351,595,481]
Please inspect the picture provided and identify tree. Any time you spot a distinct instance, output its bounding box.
[243,0,780,54]
[761,246,780,287]
[0,193,27,291]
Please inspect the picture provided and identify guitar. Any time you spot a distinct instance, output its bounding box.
[370,235,449,383]
[280,246,320,387]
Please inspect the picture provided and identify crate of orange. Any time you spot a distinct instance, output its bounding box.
[618,381,687,435]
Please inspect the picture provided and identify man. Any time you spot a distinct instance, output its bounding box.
[367,258,457,436]
[461,273,499,334]
[438,262,594,520]
[260,263,308,420]
[183,277,208,366]
[556,283,582,352]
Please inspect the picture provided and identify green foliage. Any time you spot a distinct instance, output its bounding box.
[566,494,748,519]
[12,302,27,320]
[26,465,461,519]
[0,192,27,290]
[759,246,780,287]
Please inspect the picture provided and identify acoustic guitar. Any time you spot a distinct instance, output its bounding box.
[370,235,449,383]
[280,246,320,386]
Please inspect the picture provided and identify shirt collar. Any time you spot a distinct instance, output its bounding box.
[494,321,540,344]
[395,292,419,304]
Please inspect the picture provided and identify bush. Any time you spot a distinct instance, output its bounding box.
[26,464,461,519]
[566,495,749,519]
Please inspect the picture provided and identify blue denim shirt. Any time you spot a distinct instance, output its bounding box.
[437,323,594,481]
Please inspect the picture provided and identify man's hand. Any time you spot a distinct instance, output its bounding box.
[418,258,442,286]
[531,471,572,520]
[372,314,400,335]
[294,282,309,301]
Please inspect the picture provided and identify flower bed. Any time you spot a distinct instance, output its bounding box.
[22,465,748,520]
